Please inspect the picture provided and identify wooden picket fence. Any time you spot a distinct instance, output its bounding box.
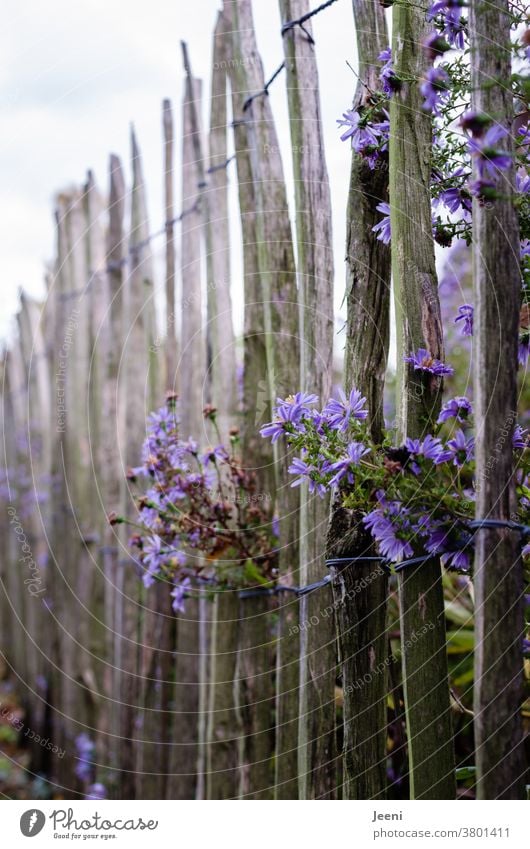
[0,0,525,801]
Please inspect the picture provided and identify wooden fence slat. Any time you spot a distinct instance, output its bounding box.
[103,154,128,795]
[469,0,526,800]
[389,0,456,800]
[221,1,276,800]
[231,0,301,800]
[326,0,391,801]
[163,98,177,390]
[279,0,337,800]
[181,35,243,800]
[169,74,205,801]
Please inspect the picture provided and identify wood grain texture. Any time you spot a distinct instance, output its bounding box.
[469,0,526,800]
[279,0,336,799]
[163,99,177,390]
[231,0,301,799]
[103,155,128,793]
[389,0,455,800]
[223,1,276,799]
[324,0,391,801]
[206,16,237,437]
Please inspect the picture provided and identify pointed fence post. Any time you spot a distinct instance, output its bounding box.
[103,154,128,795]
[279,0,336,799]
[389,0,456,800]
[168,73,206,801]
[127,127,169,799]
[223,1,276,800]
[163,99,177,390]
[469,0,526,800]
[325,0,392,801]
[181,38,243,801]
[231,0,301,799]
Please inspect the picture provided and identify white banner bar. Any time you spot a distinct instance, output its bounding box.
[4,799,528,848]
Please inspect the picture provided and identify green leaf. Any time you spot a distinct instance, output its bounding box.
[446,629,474,653]
[456,766,476,781]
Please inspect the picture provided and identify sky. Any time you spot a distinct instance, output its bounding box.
[0,0,363,343]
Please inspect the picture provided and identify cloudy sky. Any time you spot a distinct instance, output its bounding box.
[1,0,363,342]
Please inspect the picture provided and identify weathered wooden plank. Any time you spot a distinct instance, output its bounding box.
[389,0,455,799]
[221,1,276,800]
[182,39,243,801]
[205,16,237,438]
[169,75,206,801]
[17,294,52,755]
[230,0,301,799]
[163,99,177,390]
[279,0,336,799]
[179,78,204,440]
[326,0,391,801]
[103,154,128,795]
[469,0,526,800]
[126,127,168,799]
[84,171,115,783]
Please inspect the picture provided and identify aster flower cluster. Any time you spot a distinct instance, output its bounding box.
[261,383,530,573]
[122,394,278,612]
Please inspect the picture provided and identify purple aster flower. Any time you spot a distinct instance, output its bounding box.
[372,202,392,245]
[75,734,95,782]
[468,177,497,202]
[290,391,319,406]
[380,64,401,96]
[518,336,530,367]
[404,434,446,473]
[86,783,107,800]
[437,396,473,424]
[442,9,466,49]
[404,348,454,376]
[454,303,473,336]
[444,429,474,466]
[322,387,369,432]
[182,437,199,455]
[260,399,306,443]
[460,110,491,136]
[468,124,512,179]
[425,527,471,570]
[423,32,451,60]
[420,67,451,116]
[328,442,370,487]
[170,577,191,614]
[439,184,472,215]
[523,638,530,656]
[142,535,166,587]
[513,425,527,450]
[515,170,530,194]
[272,516,280,538]
[371,116,390,149]
[288,456,329,497]
[427,0,468,18]
[337,110,379,151]
[202,445,229,464]
[378,48,401,95]
[288,456,314,487]
[147,405,178,439]
[363,508,414,562]
[521,239,530,258]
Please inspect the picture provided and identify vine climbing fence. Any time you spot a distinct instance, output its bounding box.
[0,0,528,802]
